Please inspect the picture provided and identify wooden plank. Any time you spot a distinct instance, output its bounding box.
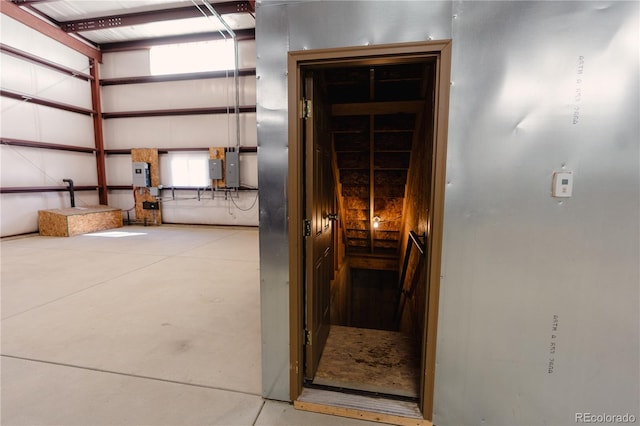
[349,255,398,271]
[209,147,226,188]
[313,326,419,398]
[294,400,430,426]
[38,206,122,237]
[38,210,69,237]
[332,101,425,116]
[131,148,161,224]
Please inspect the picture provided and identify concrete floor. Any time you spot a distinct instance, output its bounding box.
[1,225,378,426]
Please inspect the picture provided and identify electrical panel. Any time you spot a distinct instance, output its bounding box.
[132,162,151,187]
[225,148,239,188]
[209,159,223,180]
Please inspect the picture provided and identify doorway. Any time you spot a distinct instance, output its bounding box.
[288,41,451,423]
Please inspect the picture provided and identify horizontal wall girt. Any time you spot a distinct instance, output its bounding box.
[1,186,97,194]
[1,137,96,153]
[0,43,93,81]
[105,147,257,155]
[101,68,256,86]
[102,106,256,119]
[57,1,254,33]
[0,88,95,115]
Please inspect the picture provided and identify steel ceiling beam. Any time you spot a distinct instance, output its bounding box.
[99,28,255,52]
[54,1,254,33]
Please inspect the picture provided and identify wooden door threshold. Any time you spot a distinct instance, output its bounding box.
[294,388,431,426]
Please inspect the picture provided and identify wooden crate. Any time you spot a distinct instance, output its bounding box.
[38,206,123,237]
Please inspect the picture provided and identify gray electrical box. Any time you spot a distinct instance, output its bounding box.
[225,148,239,188]
[209,159,223,180]
[132,162,151,187]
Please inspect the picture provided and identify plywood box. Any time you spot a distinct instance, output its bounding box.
[38,206,123,237]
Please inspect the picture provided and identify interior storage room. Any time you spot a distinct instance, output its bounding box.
[1,1,639,426]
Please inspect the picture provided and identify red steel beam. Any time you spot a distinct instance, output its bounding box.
[0,43,93,80]
[0,88,95,115]
[1,186,97,194]
[89,59,108,205]
[99,28,255,53]
[1,0,101,61]
[102,106,256,119]
[1,137,96,153]
[58,1,254,33]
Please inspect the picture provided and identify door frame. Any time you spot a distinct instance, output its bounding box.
[288,40,452,420]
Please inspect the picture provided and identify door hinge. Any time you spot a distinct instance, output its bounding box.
[304,329,312,346]
[303,219,311,237]
[300,98,312,119]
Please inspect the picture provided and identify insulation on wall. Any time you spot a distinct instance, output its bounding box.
[101,40,259,226]
[256,1,639,425]
[0,15,98,237]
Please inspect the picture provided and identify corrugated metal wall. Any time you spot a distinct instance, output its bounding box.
[256,1,639,424]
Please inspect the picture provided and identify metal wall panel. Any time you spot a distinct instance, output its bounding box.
[436,2,639,425]
[255,1,291,402]
[256,0,640,422]
[256,0,452,403]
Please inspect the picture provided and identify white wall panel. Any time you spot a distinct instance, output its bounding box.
[1,54,93,109]
[1,99,95,147]
[0,146,97,187]
[239,153,258,188]
[1,192,100,237]
[103,113,257,149]
[256,0,639,421]
[159,190,258,226]
[106,190,136,219]
[105,155,134,186]
[0,15,89,71]
[238,41,256,69]
[1,97,39,141]
[99,50,151,79]
[101,75,256,111]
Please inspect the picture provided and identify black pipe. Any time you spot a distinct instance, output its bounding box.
[62,178,75,207]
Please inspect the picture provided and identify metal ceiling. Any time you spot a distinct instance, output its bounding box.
[10,0,256,50]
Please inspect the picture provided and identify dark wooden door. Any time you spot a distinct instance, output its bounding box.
[304,72,335,380]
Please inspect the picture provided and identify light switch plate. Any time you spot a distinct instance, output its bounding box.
[552,171,573,197]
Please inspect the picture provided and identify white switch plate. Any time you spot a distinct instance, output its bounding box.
[552,171,573,197]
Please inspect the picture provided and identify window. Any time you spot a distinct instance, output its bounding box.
[150,39,235,75]
[168,153,209,187]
